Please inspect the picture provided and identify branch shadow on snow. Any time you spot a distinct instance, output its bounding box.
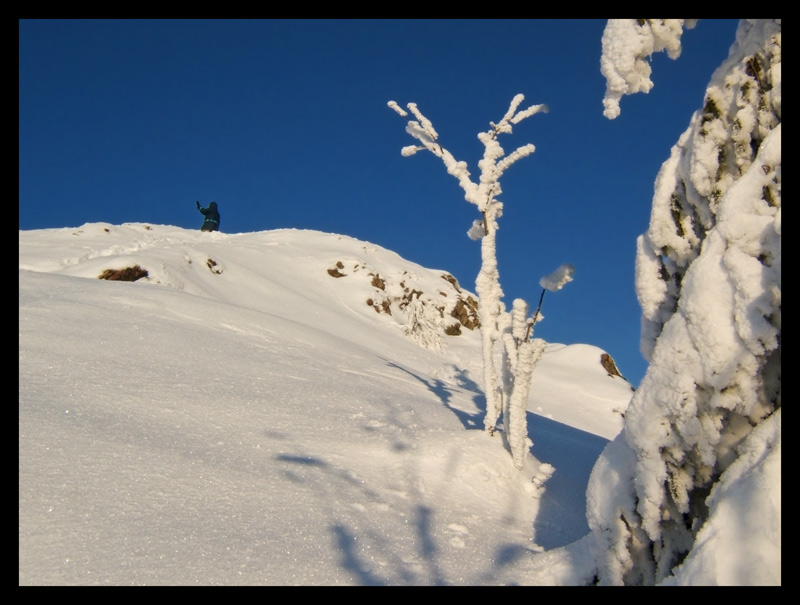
[271,364,607,582]
[331,506,447,586]
[385,361,485,430]
[331,525,389,586]
[276,442,525,585]
[329,506,524,586]
[276,450,451,584]
[378,360,611,553]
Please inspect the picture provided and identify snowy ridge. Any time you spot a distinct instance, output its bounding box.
[19,222,632,440]
[20,222,637,585]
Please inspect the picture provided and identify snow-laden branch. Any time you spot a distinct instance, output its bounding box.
[497,143,536,175]
[600,19,697,119]
[388,96,546,215]
[540,263,576,291]
[511,103,550,125]
[387,100,407,117]
[406,103,440,141]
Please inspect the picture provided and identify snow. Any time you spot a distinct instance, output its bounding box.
[19,222,777,585]
[600,19,698,119]
[590,18,780,586]
[539,264,575,292]
[19,19,780,586]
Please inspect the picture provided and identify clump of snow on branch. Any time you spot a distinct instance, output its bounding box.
[600,19,698,119]
[467,219,486,241]
[539,263,575,292]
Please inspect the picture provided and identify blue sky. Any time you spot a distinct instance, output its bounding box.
[19,19,741,387]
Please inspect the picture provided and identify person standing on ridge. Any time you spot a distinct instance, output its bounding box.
[196,201,220,232]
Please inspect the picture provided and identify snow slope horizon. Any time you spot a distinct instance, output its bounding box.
[20,222,636,585]
[19,222,633,440]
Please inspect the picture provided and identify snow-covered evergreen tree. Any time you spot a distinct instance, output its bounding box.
[587,19,781,586]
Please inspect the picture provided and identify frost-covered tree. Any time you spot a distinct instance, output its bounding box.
[388,96,565,470]
[500,265,574,469]
[402,293,443,352]
[587,19,781,585]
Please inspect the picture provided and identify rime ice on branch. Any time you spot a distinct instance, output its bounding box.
[600,19,697,119]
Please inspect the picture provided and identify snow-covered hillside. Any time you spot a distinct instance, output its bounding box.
[19,223,634,585]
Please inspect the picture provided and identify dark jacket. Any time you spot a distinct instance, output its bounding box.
[196,201,220,232]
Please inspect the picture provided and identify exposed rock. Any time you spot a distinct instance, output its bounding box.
[98,265,148,282]
[328,261,480,339]
[600,353,624,379]
[206,258,222,274]
[327,261,346,278]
